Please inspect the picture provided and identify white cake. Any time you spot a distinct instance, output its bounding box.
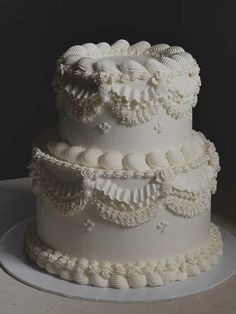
[25,40,223,289]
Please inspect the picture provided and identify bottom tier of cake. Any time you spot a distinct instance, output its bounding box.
[24,223,223,290]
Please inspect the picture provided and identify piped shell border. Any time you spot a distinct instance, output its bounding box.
[24,223,223,289]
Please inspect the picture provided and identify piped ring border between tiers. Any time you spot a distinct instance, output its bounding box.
[30,131,218,180]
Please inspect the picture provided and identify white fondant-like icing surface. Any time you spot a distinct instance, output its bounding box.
[36,197,211,263]
[59,107,192,154]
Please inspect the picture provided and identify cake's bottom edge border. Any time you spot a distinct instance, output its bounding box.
[24,223,223,289]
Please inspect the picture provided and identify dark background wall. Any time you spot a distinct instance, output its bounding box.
[0,0,235,218]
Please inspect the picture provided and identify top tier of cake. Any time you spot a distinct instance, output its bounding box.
[49,40,201,171]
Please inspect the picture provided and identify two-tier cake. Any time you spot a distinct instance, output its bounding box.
[25,40,223,289]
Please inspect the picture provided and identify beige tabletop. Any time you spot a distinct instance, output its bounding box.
[0,178,236,314]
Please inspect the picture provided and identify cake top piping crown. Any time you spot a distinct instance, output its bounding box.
[56,39,200,80]
[53,40,201,126]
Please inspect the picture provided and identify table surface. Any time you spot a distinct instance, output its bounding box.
[0,178,236,314]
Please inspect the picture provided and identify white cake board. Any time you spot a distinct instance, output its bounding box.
[0,218,236,303]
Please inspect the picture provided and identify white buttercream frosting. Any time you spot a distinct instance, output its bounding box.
[32,130,218,186]
[26,39,221,291]
[166,149,185,166]
[64,146,85,163]
[29,129,219,228]
[53,40,200,127]
[46,130,204,171]
[79,149,103,167]
[99,151,123,170]
[25,223,223,289]
[146,151,169,168]
[123,152,150,172]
